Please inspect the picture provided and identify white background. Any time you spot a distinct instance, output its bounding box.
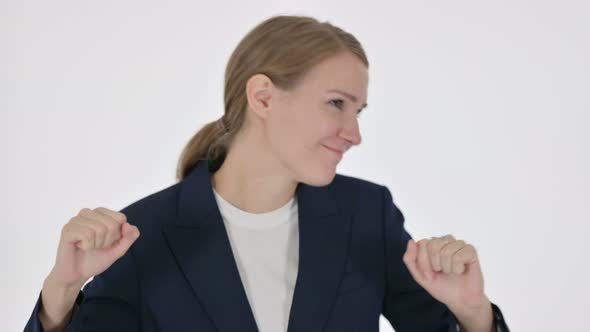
[2,0,589,331]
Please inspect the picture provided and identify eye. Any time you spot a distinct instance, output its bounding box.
[329,99,344,109]
[329,99,364,118]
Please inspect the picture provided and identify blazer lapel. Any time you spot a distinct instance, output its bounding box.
[163,159,353,332]
[287,178,352,332]
[163,159,258,332]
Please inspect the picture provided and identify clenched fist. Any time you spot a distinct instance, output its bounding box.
[48,207,140,288]
[39,207,140,331]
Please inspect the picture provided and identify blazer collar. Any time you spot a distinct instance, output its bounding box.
[164,159,353,332]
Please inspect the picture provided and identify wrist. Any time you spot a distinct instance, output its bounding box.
[45,268,86,290]
[39,274,83,330]
[448,295,494,332]
[447,293,491,314]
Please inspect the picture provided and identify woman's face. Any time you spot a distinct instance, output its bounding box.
[267,51,369,186]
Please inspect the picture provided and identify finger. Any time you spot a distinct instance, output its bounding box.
[427,237,447,272]
[101,217,121,248]
[78,208,118,248]
[93,208,124,247]
[417,239,434,281]
[94,207,127,224]
[452,244,478,274]
[440,240,466,274]
[62,220,97,251]
[442,234,456,242]
[72,216,108,249]
[77,208,107,248]
[110,223,140,258]
[402,239,426,284]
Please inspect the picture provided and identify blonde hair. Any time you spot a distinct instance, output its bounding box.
[175,15,369,181]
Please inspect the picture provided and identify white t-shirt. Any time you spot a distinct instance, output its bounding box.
[212,188,299,332]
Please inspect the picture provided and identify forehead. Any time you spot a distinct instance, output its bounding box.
[298,52,368,95]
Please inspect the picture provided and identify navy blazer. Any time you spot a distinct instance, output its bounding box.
[25,159,509,331]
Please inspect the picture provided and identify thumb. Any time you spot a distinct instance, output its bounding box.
[402,239,425,284]
[111,222,140,258]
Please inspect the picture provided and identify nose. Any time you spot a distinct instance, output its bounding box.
[339,114,362,147]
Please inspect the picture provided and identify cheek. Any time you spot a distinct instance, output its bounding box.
[273,104,339,158]
[268,111,312,158]
[304,127,340,159]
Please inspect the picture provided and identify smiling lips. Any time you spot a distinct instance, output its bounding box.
[323,145,344,158]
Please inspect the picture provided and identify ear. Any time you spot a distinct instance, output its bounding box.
[245,73,274,120]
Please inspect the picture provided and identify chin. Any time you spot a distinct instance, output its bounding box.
[299,165,337,187]
[290,150,339,187]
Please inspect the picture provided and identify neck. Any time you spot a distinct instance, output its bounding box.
[210,130,298,214]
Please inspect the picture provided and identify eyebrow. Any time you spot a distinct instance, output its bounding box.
[327,89,368,109]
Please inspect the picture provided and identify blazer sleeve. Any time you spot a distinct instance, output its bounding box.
[380,185,510,332]
[24,246,140,332]
[24,290,84,332]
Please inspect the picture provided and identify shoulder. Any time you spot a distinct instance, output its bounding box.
[331,172,393,212]
[118,181,181,233]
[332,172,386,192]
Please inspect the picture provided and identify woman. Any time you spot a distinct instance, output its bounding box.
[25,15,510,332]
